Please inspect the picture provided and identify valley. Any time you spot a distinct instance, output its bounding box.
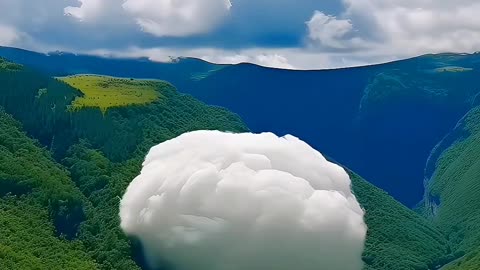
[1,49,480,269]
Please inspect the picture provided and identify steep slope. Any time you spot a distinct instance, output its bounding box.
[0,109,97,270]
[422,106,480,269]
[349,171,451,270]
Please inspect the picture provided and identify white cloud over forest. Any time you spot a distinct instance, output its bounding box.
[120,131,367,270]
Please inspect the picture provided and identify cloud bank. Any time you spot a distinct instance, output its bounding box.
[120,131,367,270]
[122,0,232,37]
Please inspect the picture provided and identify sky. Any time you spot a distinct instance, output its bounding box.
[1,0,480,69]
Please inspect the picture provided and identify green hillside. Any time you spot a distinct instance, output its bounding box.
[0,60,247,161]
[424,106,480,269]
[0,58,250,269]
[349,171,451,270]
[0,109,97,269]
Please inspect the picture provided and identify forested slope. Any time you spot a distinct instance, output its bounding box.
[0,57,250,269]
[349,172,451,270]
[423,106,480,270]
[0,109,97,269]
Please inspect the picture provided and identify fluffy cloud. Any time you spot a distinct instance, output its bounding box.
[307,0,480,59]
[120,130,367,270]
[0,25,21,46]
[307,11,358,49]
[122,0,232,37]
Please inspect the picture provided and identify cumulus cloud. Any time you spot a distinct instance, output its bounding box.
[122,0,232,37]
[306,11,360,50]
[120,130,367,270]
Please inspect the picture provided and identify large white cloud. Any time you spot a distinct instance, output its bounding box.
[122,0,232,37]
[120,130,367,270]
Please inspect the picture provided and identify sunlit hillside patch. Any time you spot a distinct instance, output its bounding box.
[59,75,162,113]
[0,58,23,71]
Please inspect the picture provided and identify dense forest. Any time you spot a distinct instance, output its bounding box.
[1,56,479,270]
[422,106,480,269]
[0,109,97,269]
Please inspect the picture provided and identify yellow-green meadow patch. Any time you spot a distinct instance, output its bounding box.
[59,75,161,113]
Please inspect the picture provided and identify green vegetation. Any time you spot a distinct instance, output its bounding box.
[0,58,249,269]
[425,106,480,269]
[349,171,451,270]
[0,109,97,269]
[0,64,247,161]
[444,251,480,270]
[59,75,161,113]
[0,57,22,71]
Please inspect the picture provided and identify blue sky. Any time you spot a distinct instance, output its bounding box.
[1,0,480,69]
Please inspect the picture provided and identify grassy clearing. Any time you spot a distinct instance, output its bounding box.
[59,75,161,113]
